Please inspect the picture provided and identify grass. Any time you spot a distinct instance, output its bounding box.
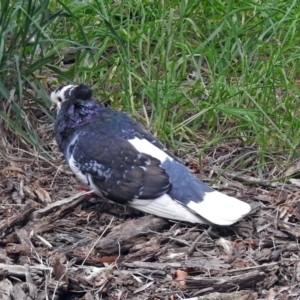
[1,0,300,176]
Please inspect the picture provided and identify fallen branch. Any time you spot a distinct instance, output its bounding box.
[0,263,52,277]
[32,190,94,219]
[0,200,37,238]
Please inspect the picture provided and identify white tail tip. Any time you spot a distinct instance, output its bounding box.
[187,190,251,226]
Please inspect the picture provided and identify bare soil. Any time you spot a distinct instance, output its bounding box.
[1,122,300,300]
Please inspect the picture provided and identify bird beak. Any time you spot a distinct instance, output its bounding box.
[50,103,57,111]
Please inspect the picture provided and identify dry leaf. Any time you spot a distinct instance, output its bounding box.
[187,161,200,173]
[285,160,300,177]
[1,166,24,177]
[217,237,233,255]
[23,186,36,199]
[34,188,52,204]
[175,269,188,281]
[266,288,276,300]
[289,178,300,187]
[53,256,68,283]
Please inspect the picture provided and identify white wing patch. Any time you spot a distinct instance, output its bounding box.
[130,194,207,224]
[128,137,173,163]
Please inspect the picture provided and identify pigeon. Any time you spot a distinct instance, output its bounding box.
[50,84,251,225]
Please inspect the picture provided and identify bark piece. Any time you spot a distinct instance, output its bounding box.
[0,279,13,300]
[185,270,266,293]
[95,215,169,254]
[0,200,37,237]
[195,290,256,300]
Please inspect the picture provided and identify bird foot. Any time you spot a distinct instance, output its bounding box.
[75,185,97,199]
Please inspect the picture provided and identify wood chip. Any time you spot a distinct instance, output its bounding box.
[34,187,52,204]
[133,281,154,294]
[96,215,169,254]
[0,200,37,237]
[0,279,13,300]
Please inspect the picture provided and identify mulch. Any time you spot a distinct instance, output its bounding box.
[1,124,300,300]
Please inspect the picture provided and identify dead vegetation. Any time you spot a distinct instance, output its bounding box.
[1,119,300,300]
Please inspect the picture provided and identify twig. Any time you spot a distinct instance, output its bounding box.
[81,217,114,266]
[0,263,52,276]
[0,200,37,237]
[50,164,63,189]
[187,226,212,256]
[225,262,278,273]
[19,177,24,199]
[167,236,191,247]
[212,167,282,187]
[24,264,37,298]
[32,190,93,218]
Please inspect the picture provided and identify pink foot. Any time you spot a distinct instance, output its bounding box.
[75,185,97,199]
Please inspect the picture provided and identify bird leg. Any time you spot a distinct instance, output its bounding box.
[75,185,97,199]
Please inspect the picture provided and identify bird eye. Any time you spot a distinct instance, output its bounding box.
[57,97,63,103]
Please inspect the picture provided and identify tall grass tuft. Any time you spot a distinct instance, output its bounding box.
[2,0,300,174]
[0,0,62,157]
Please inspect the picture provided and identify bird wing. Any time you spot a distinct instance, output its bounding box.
[66,130,172,204]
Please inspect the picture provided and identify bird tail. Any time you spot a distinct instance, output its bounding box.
[186,190,251,226]
[129,191,251,226]
[129,194,209,224]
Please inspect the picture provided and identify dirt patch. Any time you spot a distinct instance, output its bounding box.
[0,128,300,299]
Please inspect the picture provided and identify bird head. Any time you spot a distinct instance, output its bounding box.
[50,84,93,111]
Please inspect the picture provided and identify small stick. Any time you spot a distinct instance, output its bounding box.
[81,216,114,266]
[187,226,213,256]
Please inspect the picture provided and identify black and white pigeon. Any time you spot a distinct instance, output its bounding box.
[50,84,251,226]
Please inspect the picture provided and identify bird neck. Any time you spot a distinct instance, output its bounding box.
[55,99,104,151]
